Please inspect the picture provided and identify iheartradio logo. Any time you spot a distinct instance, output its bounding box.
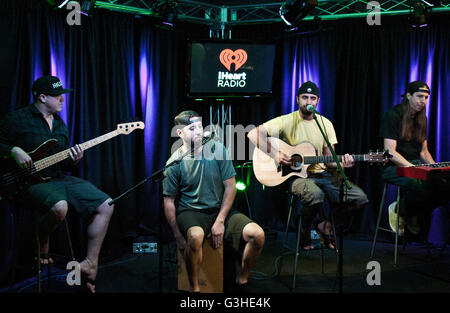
[219,49,248,71]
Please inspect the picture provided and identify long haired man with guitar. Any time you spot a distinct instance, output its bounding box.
[0,76,114,293]
[248,81,369,250]
[380,81,450,236]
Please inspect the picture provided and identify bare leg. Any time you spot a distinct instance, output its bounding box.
[79,199,114,293]
[37,201,68,264]
[184,226,204,292]
[236,223,265,285]
[301,204,321,250]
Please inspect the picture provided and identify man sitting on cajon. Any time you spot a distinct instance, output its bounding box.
[162,110,265,293]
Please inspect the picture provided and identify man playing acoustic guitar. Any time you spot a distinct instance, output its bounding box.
[248,81,368,250]
[0,76,114,293]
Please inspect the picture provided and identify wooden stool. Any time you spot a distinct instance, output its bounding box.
[177,239,223,293]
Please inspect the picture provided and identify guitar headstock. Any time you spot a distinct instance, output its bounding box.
[364,149,392,163]
[117,122,145,135]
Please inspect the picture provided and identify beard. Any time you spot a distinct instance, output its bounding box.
[191,136,203,147]
[300,105,313,116]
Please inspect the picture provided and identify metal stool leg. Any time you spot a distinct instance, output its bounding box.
[329,207,339,265]
[320,242,324,274]
[284,195,294,246]
[292,214,302,290]
[64,218,76,261]
[8,201,22,292]
[370,183,387,259]
[394,188,400,266]
[36,222,41,294]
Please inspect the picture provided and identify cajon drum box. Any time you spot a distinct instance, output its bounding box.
[178,239,223,293]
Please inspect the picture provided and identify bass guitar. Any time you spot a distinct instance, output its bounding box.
[0,122,145,199]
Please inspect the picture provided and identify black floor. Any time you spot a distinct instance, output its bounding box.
[2,230,449,294]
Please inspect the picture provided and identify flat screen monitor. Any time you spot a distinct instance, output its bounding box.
[188,41,276,97]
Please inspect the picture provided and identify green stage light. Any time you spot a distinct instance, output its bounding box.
[235,181,246,191]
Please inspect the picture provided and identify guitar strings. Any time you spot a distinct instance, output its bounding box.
[2,131,119,186]
[2,166,38,184]
[1,150,71,185]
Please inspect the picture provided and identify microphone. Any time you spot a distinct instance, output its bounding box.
[203,131,215,138]
[306,104,319,114]
[200,131,216,145]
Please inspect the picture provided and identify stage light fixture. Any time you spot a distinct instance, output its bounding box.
[158,1,178,27]
[236,181,247,191]
[279,0,318,27]
[410,0,432,27]
[80,0,96,16]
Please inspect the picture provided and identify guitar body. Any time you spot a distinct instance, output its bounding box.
[0,139,57,199]
[252,137,390,187]
[252,138,317,187]
[0,121,145,200]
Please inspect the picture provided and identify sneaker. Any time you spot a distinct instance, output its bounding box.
[388,201,405,236]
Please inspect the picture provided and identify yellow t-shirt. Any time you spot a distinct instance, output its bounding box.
[263,110,338,173]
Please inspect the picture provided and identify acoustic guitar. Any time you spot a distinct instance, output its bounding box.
[252,137,389,187]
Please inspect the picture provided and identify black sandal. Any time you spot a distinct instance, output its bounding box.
[314,220,336,250]
[33,239,54,265]
[36,253,54,265]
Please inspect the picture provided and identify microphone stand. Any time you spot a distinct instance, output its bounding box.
[108,135,215,206]
[108,135,215,292]
[311,111,351,294]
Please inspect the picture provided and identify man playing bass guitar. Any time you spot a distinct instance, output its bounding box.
[0,76,114,293]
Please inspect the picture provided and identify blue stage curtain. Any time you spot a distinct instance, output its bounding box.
[276,15,450,242]
[0,4,184,283]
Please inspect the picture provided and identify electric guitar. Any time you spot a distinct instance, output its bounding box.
[0,122,145,199]
[252,137,390,187]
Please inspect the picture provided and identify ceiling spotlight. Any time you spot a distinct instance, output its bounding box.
[158,1,178,27]
[80,0,96,16]
[410,0,432,27]
[279,0,318,27]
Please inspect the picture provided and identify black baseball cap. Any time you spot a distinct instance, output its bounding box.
[174,110,201,126]
[402,81,430,97]
[296,81,320,97]
[32,76,72,97]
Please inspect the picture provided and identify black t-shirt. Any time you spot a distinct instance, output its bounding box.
[379,104,422,162]
[0,103,73,178]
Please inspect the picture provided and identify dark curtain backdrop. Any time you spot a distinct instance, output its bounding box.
[0,1,449,284]
[0,1,191,282]
[230,15,450,244]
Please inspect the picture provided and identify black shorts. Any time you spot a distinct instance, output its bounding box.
[20,176,110,218]
[176,207,252,252]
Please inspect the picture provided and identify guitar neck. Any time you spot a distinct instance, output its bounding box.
[303,154,366,164]
[34,130,119,172]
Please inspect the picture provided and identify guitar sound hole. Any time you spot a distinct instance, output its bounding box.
[291,154,303,170]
